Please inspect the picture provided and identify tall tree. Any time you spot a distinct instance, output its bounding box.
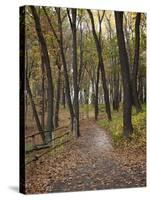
[105,14,120,111]
[87,9,112,121]
[94,11,105,119]
[39,12,46,131]
[124,13,133,71]
[115,11,133,137]
[78,12,84,85]
[43,7,75,130]
[112,65,120,111]
[67,8,80,137]
[30,6,54,143]
[40,51,45,130]
[132,13,142,112]
[54,56,62,128]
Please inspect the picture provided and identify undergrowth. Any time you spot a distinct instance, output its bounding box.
[98,104,146,148]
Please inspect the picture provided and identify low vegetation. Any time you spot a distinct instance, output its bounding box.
[98,104,146,148]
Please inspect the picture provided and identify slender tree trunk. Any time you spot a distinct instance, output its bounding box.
[69,9,80,137]
[132,13,142,112]
[41,53,45,130]
[138,76,144,104]
[124,14,133,72]
[115,11,133,137]
[54,63,61,128]
[43,7,74,129]
[113,68,120,111]
[62,81,66,108]
[57,10,74,129]
[84,88,89,119]
[109,74,113,105]
[95,61,100,120]
[39,12,45,130]
[87,9,112,121]
[105,17,120,111]
[119,80,122,103]
[78,18,84,85]
[26,77,45,142]
[59,41,74,128]
[144,78,146,103]
[91,79,95,105]
[31,6,54,143]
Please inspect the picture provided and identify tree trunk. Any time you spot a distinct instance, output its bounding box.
[87,9,112,121]
[124,14,133,72]
[113,68,120,111]
[91,79,95,105]
[144,78,146,103]
[132,13,142,112]
[41,53,45,130]
[62,81,66,108]
[138,76,144,104]
[95,61,100,120]
[84,88,89,119]
[70,9,80,137]
[26,77,45,142]
[43,7,74,129]
[105,16,120,111]
[119,86,122,103]
[54,62,61,128]
[78,18,84,85]
[31,6,54,143]
[115,11,133,137]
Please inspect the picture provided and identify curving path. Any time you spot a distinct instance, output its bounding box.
[25,120,146,194]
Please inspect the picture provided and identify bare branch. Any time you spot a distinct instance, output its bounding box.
[97,10,105,25]
[67,8,73,30]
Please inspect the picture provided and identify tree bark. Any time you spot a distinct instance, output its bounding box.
[68,8,80,137]
[95,61,100,120]
[113,69,120,111]
[124,14,133,72]
[54,60,61,128]
[115,11,133,137]
[30,6,54,143]
[41,53,45,130]
[78,18,84,85]
[144,78,146,103]
[138,76,144,104]
[132,13,142,112]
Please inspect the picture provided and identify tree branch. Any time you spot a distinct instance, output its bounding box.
[67,8,73,30]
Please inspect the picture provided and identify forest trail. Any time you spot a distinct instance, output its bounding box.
[26,120,146,194]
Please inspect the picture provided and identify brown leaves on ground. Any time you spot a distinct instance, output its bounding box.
[25,120,146,194]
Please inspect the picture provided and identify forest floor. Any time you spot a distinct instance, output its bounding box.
[25,119,146,194]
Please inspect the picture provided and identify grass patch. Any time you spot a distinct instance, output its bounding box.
[98,104,146,147]
[25,143,33,151]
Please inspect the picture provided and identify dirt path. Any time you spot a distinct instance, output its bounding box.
[26,120,146,194]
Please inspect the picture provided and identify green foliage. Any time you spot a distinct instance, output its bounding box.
[132,108,146,146]
[25,143,33,151]
[98,111,123,146]
[98,104,146,147]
